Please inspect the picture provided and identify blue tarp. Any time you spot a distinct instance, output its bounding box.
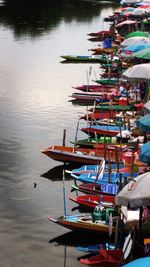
[103,37,112,49]
[139,142,150,163]
[136,114,150,132]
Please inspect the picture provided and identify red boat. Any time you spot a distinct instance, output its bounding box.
[80,248,123,266]
[69,194,116,209]
[72,84,117,92]
[80,230,134,266]
[87,30,112,37]
[101,72,120,78]
[71,183,119,196]
[81,111,120,120]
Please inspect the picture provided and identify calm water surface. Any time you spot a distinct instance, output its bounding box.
[0,1,118,266]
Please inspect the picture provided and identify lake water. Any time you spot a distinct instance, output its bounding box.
[0,1,119,266]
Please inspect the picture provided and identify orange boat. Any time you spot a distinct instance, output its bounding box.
[41,145,124,164]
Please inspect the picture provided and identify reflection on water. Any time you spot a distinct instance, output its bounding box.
[0,0,117,38]
[0,0,117,266]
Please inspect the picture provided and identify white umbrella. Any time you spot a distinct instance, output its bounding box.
[121,36,150,47]
[121,0,141,4]
[116,172,150,208]
[132,8,147,16]
[121,63,150,81]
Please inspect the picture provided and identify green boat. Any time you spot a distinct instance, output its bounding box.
[70,136,116,148]
[95,104,134,111]
[93,78,119,85]
[60,55,108,63]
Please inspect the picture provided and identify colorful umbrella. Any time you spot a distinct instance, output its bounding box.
[121,36,150,47]
[139,142,150,163]
[125,30,149,39]
[136,114,150,131]
[123,257,150,267]
[133,47,150,59]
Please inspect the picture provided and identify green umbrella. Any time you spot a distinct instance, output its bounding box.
[133,48,150,60]
[125,31,149,39]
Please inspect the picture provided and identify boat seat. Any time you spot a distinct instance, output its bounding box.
[100,201,114,207]
[75,151,83,155]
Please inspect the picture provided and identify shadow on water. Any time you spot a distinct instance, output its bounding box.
[49,230,112,247]
[69,99,95,106]
[41,164,73,181]
[41,163,84,181]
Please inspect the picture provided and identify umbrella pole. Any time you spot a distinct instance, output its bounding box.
[138,206,143,238]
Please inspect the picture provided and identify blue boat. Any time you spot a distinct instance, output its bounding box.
[81,125,129,137]
[70,163,124,175]
[71,171,138,185]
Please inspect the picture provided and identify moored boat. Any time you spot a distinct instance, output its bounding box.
[80,125,129,138]
[69,194,116,209]
[48,208,139,235]
[41,145,104,165]
[61,55,108,63]
[71,182,119,196]
[71,171,138,185]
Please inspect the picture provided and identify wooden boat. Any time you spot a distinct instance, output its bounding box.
[48,209,139,235]
[69,92,119,102]
[71,183,119,196]
[81,111,121,121]
[90,47,118,55]
[80,125,129,138]
[49,214,115,234]
[87,30,112,37]
[88,36,106,42]
[42,142,132,165]
[60,55,108,63]
[69,194,116,209]
[41,145,104,165]
[72,84,117,92]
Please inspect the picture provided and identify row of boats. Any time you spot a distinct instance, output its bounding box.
[42,1,150,266]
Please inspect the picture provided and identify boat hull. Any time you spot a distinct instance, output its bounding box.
[49,214,140,234]
[41,145,103,164]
